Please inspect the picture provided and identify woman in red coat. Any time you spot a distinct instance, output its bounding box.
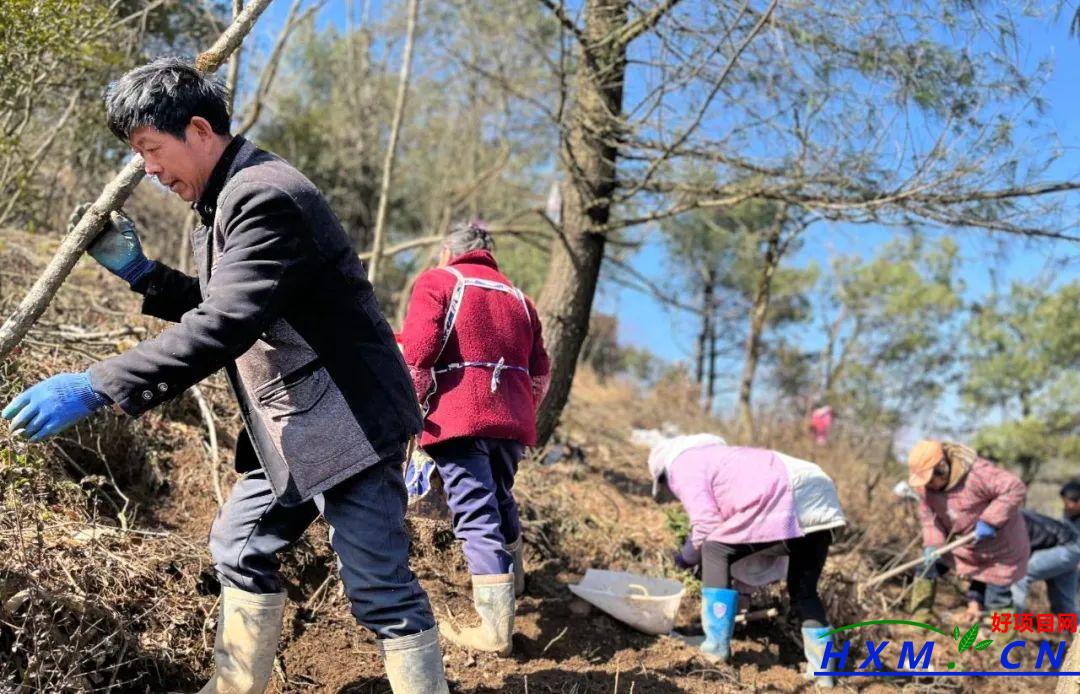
[400,221,549,656]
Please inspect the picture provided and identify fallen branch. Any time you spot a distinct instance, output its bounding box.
[860,532,976,590]
[0,0,274,360]
[735,607,778,624]
[189,386,223,508]
[542,625,569,654]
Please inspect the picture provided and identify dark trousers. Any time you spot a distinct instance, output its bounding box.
[426,436,524,575]
[208,432,435,639]
[701,529,832,626]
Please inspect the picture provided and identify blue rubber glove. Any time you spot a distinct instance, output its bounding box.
[404,447,436,502]
[920,546,938,576]
[2,372,109,441]
[975,520,997,542]
[69,203,156,286]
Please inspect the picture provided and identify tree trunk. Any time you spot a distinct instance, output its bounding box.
[695,275,710,385]
[737,219,784,438]
[535,0,629,445]
[706,280,718,412]
[367,0,420,286]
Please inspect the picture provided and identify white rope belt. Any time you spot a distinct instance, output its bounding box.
[434,356,529,392]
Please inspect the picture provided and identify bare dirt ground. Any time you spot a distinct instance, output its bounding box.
[0,228,1068,692]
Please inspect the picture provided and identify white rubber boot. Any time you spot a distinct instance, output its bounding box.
[439,573,514,655]
[198,586,286,694]
[378,626,450,694]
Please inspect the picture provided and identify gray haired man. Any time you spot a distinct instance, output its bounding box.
[2,58,448,693]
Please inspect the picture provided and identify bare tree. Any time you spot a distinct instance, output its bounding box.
[518,0,1080,444]
[367,0,421,285]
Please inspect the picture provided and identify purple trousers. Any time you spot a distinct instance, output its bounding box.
[425,437,524,575]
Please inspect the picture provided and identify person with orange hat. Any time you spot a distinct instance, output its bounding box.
[907,440,1029,622]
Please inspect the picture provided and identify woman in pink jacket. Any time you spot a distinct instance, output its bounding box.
[648,435,845,685]
[907,440,1029,621]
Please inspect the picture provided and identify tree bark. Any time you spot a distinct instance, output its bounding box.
[695,276,709,385]
[705,275,718,412]
[535,0,630,445]
[695,267,716,411]
[367,0,420,286]
[737,216,785,438]
[0,0,274,360]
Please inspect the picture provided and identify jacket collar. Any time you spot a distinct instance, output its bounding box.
[448,249,499,271]
[194,135,248,227]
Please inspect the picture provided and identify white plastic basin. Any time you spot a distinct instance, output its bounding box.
[568,569,685,635]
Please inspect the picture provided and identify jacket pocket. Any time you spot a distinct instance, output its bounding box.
[251,361,374,481]
[254,359,329,419]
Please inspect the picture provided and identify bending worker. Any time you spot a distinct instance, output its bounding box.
[908,440,1028,622]
[1,59,447,693]
[647,434,846,687]
[400,222,550,656]
[988,509,1080,615]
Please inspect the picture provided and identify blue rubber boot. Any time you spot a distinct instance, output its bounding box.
[801,625,836,688]
[700,587,738,663]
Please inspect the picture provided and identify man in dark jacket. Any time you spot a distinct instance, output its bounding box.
[1063,480,1080,532]
[1,59,448,694]
[985,509,1080,616]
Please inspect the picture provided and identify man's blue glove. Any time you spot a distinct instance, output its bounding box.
[69,203,155,286]
[2,372,109,441]
[975,520,997,542]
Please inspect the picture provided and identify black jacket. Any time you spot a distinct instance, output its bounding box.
[89,137,422,505]
[1022,509,1078,551]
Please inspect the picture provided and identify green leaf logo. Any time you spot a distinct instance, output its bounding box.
[952,625,961,640]
[957,623,980,653]
[975,639,994,651]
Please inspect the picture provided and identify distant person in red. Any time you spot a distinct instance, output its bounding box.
[808,403,833,446]
[399,221,550,656]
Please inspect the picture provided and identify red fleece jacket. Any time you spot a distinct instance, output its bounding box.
[400,250,550,447]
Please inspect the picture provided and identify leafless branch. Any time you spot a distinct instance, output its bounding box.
[357,224,552,261]
[611,0,684,48]
[236,0,326,136]
[536,0,586,45]
[368,0,421,284]
[189,386,224,508]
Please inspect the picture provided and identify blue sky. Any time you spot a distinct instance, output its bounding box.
[247,1,1080,417]
[592,7,1080,418]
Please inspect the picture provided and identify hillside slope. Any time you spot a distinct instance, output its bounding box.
[0,228,1060,692]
